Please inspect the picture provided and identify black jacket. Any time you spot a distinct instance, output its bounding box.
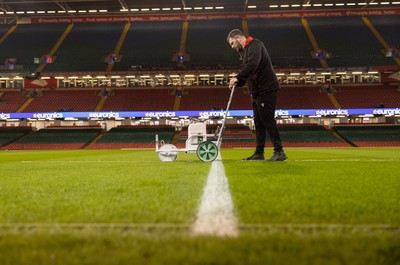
[236,38,279,98]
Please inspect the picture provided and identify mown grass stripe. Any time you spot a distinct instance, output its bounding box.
[0,223,396,227]
[0,223,397,231]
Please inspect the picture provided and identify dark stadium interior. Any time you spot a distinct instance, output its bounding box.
[1,4,399,265]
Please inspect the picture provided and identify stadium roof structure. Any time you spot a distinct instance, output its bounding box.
[0,0,399,17]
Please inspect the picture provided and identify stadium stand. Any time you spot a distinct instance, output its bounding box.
[179,87,251,110]
[0,90,28,112]
[1,17,400,151]
[0,126,33,147]
[22,89,101,112]
[112,21,183,71]
[0,24,9,37]
[247,18,321,68]
[334,85,400,108]
[0,24,68,72]
[307,16,395,67]
[368,15,400,53]
[276,86,335,109]
[185,19,242,69]
[334,124,400,147]
[45,23,125,72]
[100,88,175,111]
[209,124,254,148]
[264,124,348,147]
[2,126,102,150]
[87,125,175,149]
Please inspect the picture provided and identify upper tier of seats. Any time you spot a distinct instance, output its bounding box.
[1,16,398,72]
[185,19,242,69]
[0,25,10,39]
[45,23,125,72]
[368,15,400,51]
[307,16,396,67]
[0,24,68,72]
[247,18,321,68]
[112,21,183,71]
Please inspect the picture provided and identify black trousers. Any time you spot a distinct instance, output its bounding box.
[252,90,283,153]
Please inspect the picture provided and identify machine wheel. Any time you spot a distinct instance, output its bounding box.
[196,141,218,162]
[158,144,178,162]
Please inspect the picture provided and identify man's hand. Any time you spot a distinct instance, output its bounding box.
[229,78,238,90]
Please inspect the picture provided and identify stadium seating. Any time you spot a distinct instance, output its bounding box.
[0,126,33,147]
[45,23,125,72]
[3,126,102,150]
[100,88,175,111]
[1,18,400,151]
[265,124,348,147]
[87,125,174,149]
[0,90,28,112]
[112,21,182,71]
[1,17,398,72]
[368,15,400,53]
[334,124,400,147]
[0,24,68,72]
[23,90,101,112]
[307,17,394,67]
[247,18,321,68]
[210,124,254,148]
[334,85,400,108]
[179,87,251,110]
[185,19,242,69]
[276,86,335,109]
[0,24,9,36]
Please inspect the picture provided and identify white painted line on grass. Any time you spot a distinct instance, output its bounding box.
[192,159,238,237]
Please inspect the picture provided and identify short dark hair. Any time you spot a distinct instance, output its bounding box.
[227,29,244,42]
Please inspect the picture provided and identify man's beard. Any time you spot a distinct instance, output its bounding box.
[234,40,243,53]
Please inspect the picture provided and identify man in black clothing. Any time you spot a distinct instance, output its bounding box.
[227,29,287,161]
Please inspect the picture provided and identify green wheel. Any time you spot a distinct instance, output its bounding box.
[196,141,218,162]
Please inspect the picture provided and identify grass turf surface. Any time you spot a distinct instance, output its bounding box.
[0,148,399,264]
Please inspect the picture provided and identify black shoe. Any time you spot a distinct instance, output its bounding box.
[267,151,288,162]
[242,153,265,161]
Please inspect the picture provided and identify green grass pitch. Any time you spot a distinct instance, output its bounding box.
[0,148,399,265]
